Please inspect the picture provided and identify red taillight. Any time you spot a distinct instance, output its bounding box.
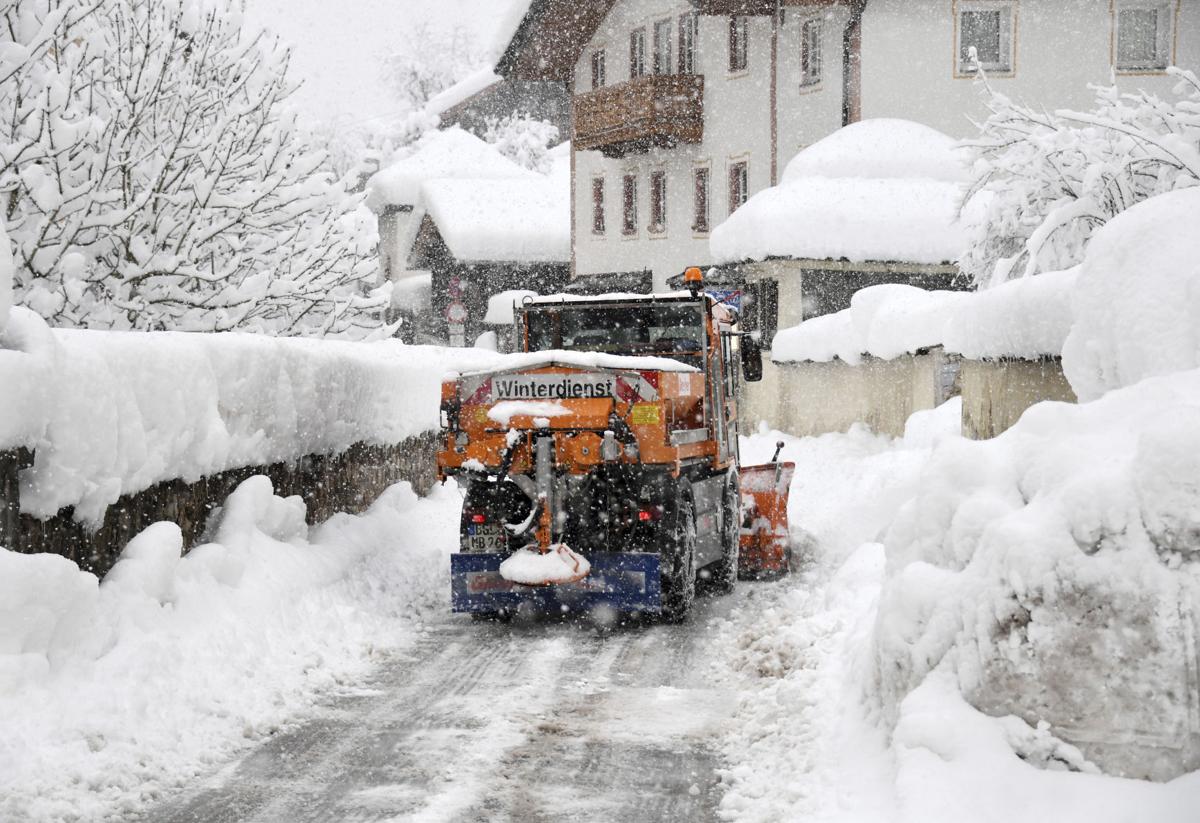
[471,513,486,524]
[638,510,652,522]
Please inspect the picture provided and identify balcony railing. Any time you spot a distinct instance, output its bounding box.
[573,74,704,157]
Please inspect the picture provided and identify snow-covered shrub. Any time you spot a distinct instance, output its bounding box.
[1062,187,1200,401]
[0,0,387,336]
[961,69,1200,287]
[483,114,561,174]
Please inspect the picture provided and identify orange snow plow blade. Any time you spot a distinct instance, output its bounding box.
[738,442,795,579]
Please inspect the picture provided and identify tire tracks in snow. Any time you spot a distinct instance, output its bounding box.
[146,594,742,823]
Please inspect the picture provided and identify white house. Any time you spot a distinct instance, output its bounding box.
[496,0,1199,291]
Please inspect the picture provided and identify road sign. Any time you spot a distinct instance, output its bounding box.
[445,301,468,324]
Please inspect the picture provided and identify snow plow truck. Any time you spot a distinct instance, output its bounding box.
[437,268,791,622]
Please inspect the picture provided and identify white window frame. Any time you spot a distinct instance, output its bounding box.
[692,164,711,235]
[653,18,673,75]
[591,176,606,236]
[630,28,647,80]
[1113,1,1175,72]
[679,13,698,75]
[590,49,606,89]
[729,15,749,73]
[955,0,1016,76]
[728,159,749,216]
[649,169,668,235]
[799,16,824,87]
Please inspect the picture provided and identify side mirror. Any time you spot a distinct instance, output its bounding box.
[740,334,763,382]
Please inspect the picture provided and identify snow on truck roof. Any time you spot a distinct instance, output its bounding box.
[710,118,981,267]
[451,350,699,378]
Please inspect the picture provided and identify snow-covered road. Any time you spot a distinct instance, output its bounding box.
[147,595,752,823]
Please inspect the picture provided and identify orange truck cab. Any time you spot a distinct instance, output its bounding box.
[439,274,774,621]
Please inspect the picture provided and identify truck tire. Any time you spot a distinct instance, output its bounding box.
[708,471,740,595]
[660,480,697,623]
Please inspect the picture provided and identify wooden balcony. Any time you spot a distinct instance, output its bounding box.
[573,75,704,157]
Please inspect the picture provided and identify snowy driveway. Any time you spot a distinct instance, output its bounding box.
[148,598,746,823]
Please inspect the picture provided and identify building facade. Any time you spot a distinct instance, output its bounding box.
[498,0,1199,292]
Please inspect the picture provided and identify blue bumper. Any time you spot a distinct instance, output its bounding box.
[450,551,662,614]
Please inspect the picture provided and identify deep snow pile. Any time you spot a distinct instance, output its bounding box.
[872,189,1200,783]
[711,119,981,266]
[716,412,1200,823]
[0,309,494,525]
[0,475,463,822]
[1063,188,1200,402]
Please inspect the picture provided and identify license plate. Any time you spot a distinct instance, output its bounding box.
[466,523,507,552]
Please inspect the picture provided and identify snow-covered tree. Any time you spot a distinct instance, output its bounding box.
[961,68,1200,288]
[0,0,388,336]
[483,114,560,173]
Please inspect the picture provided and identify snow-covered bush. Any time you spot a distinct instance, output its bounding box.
[961,69,1200,287]
[483,114,560,174]
[1063,187,1200,401]
[0,0,387,335]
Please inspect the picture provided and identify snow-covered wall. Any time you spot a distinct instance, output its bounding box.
[0,312,495,526]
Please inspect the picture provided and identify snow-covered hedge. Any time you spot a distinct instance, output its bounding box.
[0,309,498,525]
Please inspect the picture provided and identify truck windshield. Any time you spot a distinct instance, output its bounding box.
[525,302,706,362]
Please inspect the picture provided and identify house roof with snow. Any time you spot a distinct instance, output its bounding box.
[420,171,570,264]
[710,119,978,267]
[365,127,535,214]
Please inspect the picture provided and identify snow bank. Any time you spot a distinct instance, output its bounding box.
[0,475,461,821]
[0,221,12,335]
[1063,187,1200,402]
[712,119,979,266]
[874,367,1200,781]
[717,419,1200,823]
[422,175,569,263]
[771,285,965,364]
[485,289,538,324]
[364,127,533,213]
[0,321,482,525]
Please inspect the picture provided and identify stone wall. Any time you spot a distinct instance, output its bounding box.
[0,433,440,577]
